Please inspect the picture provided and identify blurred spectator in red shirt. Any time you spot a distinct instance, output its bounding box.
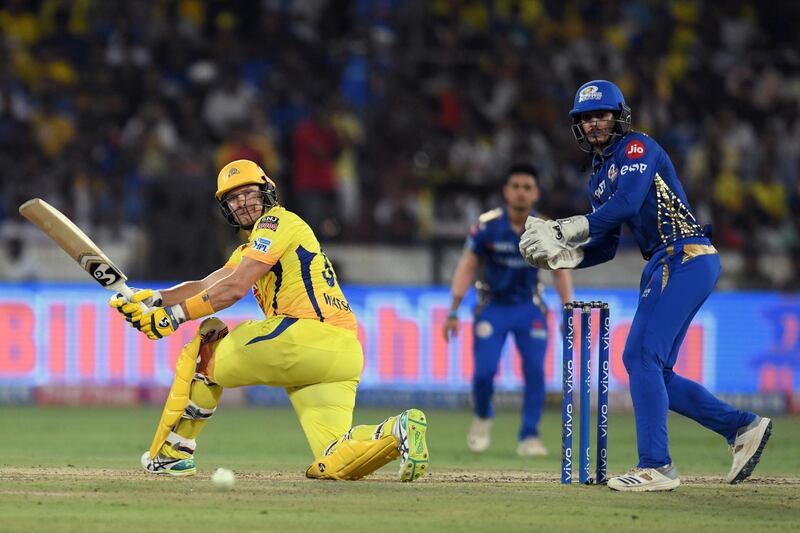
[292,104,340,231]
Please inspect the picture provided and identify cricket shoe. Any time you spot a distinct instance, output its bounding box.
[608,463,680,492]
[467,417,491,453]
[726,416,772,484]
[140,451,197,476]
[394,409,429,482]
[517,436,548,457]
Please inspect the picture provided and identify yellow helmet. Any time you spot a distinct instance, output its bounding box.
[215,159,278,229]
[215,159,276,200]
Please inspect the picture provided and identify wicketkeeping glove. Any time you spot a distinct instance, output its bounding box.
[138,306,185,340]
[522,247,584,270]
[109,288,163,325]
[519,215,590,265]
[545,248,585,269]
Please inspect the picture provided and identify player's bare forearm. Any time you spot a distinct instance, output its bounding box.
[160,267,233,306]
[552,269,573,305]
[186,257,271,315]
[450,251,478,311]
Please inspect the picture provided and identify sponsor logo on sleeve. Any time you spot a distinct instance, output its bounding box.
[625,140,646,159]
[257,216,280,231]
[578,85,603,102]
[593,180,606,200]
[607,163,618,181]
[251,237,272,253]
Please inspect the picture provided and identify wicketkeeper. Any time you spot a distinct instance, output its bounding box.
[519,81,771,491]
[110,159,429,482]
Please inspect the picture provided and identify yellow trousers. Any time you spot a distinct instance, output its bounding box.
[211,316,363,458]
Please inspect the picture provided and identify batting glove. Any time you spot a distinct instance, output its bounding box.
[109,288,163,325]
[138,305,185,340]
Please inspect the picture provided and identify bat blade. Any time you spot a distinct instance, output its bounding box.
[19,198,131,294]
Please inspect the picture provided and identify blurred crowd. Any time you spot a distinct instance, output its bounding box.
[1,0,799,288]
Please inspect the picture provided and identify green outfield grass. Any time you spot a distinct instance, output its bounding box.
[0,406,798,532]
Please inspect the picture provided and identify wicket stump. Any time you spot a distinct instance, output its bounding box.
[561,301,610,485]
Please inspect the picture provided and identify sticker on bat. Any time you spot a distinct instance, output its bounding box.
[81,256,123,287]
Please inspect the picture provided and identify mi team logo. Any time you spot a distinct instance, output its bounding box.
[578,85,603,102]
[607,163,619,181]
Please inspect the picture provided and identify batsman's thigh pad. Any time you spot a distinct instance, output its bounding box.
[213,316,363,389]
[149,317,227,458]
[305,435,400,480]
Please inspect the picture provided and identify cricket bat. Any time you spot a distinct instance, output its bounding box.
[19,198,137,299]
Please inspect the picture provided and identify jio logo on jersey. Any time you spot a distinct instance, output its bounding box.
[625,140,646,159]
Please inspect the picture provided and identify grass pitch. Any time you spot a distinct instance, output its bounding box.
[0,406,798,532]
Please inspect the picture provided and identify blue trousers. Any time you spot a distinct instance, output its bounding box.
[624,245,755,467]
[472,301,547,440]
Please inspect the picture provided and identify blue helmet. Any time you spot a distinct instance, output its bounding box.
[569,80,631,151]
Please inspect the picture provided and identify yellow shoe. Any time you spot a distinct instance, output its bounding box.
[394,409,429,482]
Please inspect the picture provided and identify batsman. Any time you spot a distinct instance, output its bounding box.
[110,159,429,482]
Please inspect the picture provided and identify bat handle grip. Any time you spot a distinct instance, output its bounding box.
[113,283,149,313]
[118,284,136,299]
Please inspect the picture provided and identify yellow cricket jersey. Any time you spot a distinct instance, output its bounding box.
[225,206,357,334]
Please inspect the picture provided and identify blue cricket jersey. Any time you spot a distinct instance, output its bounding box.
[580,131,710,266]
[466,207,541,304]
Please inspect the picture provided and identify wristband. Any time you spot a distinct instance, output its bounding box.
[447,310,458,320]
[184,290,215,320]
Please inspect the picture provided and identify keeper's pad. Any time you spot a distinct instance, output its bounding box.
[149,317,228,458]
[305,435,400,480]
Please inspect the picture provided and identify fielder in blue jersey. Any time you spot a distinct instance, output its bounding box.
[445,164,573,457]
[519,80,772,491]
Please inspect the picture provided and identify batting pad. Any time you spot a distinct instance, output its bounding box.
[148,318,227,458]
[305,435,400,480]
[149,336,199,458]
